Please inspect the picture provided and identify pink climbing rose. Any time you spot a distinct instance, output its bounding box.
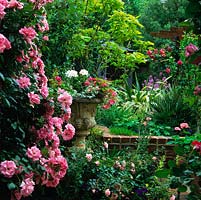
[26,145,42,161]
[0,160,17,178]
[0,33,11,53]
[57,90,72,108]
[185,43,198,57]
[105,189,111,197]
[20,178,35,197]
[86,153,93,162]
[19,27,37,43]
[180,122,190,129]
[28,92,40,105]
[17,76,31,88]
[62,123,75,141]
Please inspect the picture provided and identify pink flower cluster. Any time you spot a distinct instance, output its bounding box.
[174,122,190,131]
[84,77,117,109]
[146,47,170,60]
[41,155,68,187]
[0,0,23,20]
[29,0,53,9]
[185,43,198,57]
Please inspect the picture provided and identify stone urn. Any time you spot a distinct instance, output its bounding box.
[70,98,102,148]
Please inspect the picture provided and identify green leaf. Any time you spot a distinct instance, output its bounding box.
[178,185,187,192]
[174,146,184,155]
[11,122,17,130]
[7,183,16,190]
[196,171,201,176]
[4,98,11,107]
[15,155,21,161]
[168,160,176,168]
[0,72,5,81]
[155,169,170,178]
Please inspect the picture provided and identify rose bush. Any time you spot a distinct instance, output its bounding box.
[0,0,74,199]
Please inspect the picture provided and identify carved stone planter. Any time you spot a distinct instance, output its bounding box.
[70,98,102,148]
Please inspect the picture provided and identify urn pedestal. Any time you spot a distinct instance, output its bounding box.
[70,98,102,148]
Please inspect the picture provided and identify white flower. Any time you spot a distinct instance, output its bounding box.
[65,70,78,78]
[79,69,89,76]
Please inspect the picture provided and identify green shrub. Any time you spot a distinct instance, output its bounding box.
[55,134,170,200]
[109,127,137,136]
[149,88,197,130]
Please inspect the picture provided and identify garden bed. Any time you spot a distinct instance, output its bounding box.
[100,126,176,162]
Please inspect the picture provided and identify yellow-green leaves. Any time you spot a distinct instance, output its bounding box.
[107,11,143,44]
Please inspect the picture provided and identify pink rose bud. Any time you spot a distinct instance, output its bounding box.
[105,189,111,197]
[177,60,183,66]
[165,67,171,74]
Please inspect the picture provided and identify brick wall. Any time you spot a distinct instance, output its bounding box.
[102,132,176,162]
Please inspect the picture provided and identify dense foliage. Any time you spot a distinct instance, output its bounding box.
[44,0,152,79]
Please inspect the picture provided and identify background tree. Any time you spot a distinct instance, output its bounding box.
[44,0,152,80]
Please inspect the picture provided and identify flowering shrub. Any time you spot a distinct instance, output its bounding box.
[51,69,117,109]
[167,132,201,199]
[145,32,201,133]
[0,0,74,199]
[55,133,170,200]
[174,122,192,136]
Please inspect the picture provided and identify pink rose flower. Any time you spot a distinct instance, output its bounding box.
[102,104,111,109]
[194,85,201,96]
[40,85,49,98]
[8,0,24,9]
[105,189,111,197]
[0,0,9,7]
[57,91,72,108]
[177,60,183,66]
[0,33,11,53]
[17,76,31,88]
[19,27,37,43]
[95,161,100,166]
[174,127,181,131]
[0,4,6,20]
[11,190,22,200]
[26,145,42,161]
[185,43,198,57]
[108,99,116,105]
[165,67,171,74]
[20,178,35,197]
[0,160,17,178]
[43,35,49,41]
[170,194,176,200]
[103,141,108,149]
[28,92,40,105]
[86,153,92,162]
[180,122,190,129]
[62,123,75,141]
